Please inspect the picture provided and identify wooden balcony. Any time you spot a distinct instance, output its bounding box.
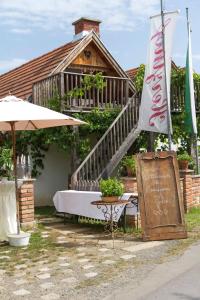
[32,72,132,111]
[32,72,200,113]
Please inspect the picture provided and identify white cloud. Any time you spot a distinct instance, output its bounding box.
[0,58,27,74]
[10,28,31,34]
[0,0,160,32]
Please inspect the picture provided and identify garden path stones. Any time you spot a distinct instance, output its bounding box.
[38,260,49,265]
[14,279,28,286]
[0,256,10,260]
[15,264,27,269]
[41,293,60,300]
[102,260,116,265]
[98,247,110,252]
[36,273,51,280]
[84,272,98,278]
[39,267,50,272]
[59,263,70,267]
[40,282,54,289]
[58,256,68,260]
[42,234,49,238]
[120,254,136,260]
[77,252,86,257]
[1,250,11,254]
[57,236,66,240]
[0,269,6,275]
[61,277,77,284]
[14,271,26,277]
[78,258,90,263]
[123,241,164,253]
[77,247,87,252]
[82,264,95,270]
[13,289,31,296]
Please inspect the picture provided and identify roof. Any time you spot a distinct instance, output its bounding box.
[0,39,80,100]
[126,61,179,80]
[0,30,134,101]
[126,67,139,80]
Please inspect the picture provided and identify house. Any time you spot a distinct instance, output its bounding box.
[0,18,140,205]
[0,18,195,206]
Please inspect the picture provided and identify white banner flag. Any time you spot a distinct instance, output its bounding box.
[138,11,179,134]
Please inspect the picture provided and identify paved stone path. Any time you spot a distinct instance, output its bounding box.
[0,222,177,299]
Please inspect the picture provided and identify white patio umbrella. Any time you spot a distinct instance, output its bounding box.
[0,95,86,236]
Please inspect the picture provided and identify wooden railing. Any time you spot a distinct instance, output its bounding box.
[71,95,140,191]
[32,72,132,110]
[170,80,200,112]
[32,74,63,108]
[32,72,200,113]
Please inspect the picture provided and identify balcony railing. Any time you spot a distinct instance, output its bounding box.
[32,72,132,110]
[32,71,200,113]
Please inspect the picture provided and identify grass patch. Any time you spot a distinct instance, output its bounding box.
[185,207,200,231]
[35,206,56,218]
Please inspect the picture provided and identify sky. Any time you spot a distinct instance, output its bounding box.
[0,0,200,75]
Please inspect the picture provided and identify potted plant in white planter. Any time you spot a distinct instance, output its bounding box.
[100,178,124,203]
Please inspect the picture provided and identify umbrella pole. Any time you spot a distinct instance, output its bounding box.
[10,122,20,235]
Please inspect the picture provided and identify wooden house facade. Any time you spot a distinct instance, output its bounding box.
[0,18,199,201]
[0,18,140,196]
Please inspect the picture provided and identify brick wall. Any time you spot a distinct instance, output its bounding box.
[191,175,200,208]
[18,179,35,226]
[121,170,200,214]
[121,177,137,193]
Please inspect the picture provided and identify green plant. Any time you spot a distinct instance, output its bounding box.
[121,155,136,176]
[177,152,193,162]
[0,147,13,178]
[99,178,124,197]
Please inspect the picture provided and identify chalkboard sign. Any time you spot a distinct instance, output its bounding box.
[136,151,187,241]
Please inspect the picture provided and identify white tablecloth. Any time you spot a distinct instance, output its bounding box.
[53,190,138,222]
[0,181,17,241]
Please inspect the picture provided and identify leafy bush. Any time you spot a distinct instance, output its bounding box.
[121,155,136,176]
[177,152,193,162]
[0,147,13,178]
[99,178,124,197]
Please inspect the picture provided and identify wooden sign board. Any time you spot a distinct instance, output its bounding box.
[136,151,187,241]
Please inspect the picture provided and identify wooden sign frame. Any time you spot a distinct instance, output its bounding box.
[136,151,187,241]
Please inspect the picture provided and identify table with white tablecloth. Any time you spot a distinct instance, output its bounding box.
[53,190,138,222]
[0,181,17,241]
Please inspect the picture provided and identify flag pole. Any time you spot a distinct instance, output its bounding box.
[186,7,199,174]
[160,0,172,151]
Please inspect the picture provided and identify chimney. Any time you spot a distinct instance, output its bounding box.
[72,17,101,41]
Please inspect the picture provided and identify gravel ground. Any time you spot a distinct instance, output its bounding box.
[0,220,190,300]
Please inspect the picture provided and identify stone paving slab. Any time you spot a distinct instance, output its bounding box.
[123,241,164,253]
[0,220,177,300]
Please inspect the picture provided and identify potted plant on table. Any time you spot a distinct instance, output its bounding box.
[100,178,124,203]
[121,155,136,177]
[177,152,193,170]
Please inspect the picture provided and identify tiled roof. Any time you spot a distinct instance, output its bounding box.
[126,61,178,80]
[126,67,139,80]
[0,39,80,100]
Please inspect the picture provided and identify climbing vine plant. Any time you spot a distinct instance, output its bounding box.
[133,64,200,153]
[0,72,119,177]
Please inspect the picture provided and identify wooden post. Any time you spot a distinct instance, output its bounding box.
[125,79,129,106]
[60,73,65,112]
[147,132,156,152]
